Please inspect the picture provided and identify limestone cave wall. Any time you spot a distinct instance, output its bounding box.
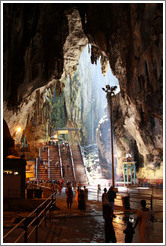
[3,3,163,178]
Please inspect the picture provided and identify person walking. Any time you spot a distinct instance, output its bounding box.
[66,186,73,210]
[134,199,154,243]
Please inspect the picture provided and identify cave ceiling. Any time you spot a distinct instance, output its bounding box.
[3,3,163,178]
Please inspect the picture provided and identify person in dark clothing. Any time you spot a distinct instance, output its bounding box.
[66,186,73,209]
[123,221,135,243]
[62,165,65,178]
[102,188,109,218]
[107,186,116,210]
[103,204,117,243]
[39,157,43,164]
[78,189,86,211]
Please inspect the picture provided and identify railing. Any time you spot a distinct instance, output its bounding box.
[26,183,54,198]
[35,157,38,180]
[58,143,63,179]
[3,192,56,243]
[78,143,89,183]
[116,190,161,211]
[48,147,50,179]
[69,143,76,184]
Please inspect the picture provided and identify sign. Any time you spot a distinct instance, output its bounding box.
[57,130,69,135]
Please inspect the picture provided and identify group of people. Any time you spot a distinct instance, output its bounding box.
[27,179,154,243]
[102,187,117,243]
[65,183,88,212]
[37,179,65,195]
[102,187,154,243]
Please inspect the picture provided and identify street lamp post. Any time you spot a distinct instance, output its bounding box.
[110,94,115,188]
[91,98,95,143]
[102,85,117,188]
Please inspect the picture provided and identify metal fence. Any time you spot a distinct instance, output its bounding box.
[3,192,56,243]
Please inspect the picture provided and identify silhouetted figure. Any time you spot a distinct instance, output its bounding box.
[62,165,65,177]
[123,221,135,243]
[107,186,116,210]
[78,190,86,211]
[102,188,109,218]
[66,186,73,209]
[104,205,117,243]
[83,186,88,202]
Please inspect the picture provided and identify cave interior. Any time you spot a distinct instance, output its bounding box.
[3,2,163,182]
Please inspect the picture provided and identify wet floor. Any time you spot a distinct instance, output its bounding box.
[3,185,163,243]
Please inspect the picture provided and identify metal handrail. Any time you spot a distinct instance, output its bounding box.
[35,157,38,179]
[78,143,89,181]
[58,143,63,179]
[3,217,27,240]
[118,190,153,197]
[78,143,89,183]
[3,192,56,243]
[69,143,76,183]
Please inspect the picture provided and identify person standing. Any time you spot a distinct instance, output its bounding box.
[134,199,154,243]
[102,188,109,218]
[62,165,65,178]
[107,186,116,210]
[78,189,86,211]
[66,186,73,210]
[103,204,117,243]
[97,184,101,200]
[83,186,88,202]
[75,187,80,206]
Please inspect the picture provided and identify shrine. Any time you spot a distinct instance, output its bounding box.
[123,162,136,186]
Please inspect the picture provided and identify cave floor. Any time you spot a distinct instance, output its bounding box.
[3,185,163,244]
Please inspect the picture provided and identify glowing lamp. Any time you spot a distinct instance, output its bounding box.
[16,127,22,134]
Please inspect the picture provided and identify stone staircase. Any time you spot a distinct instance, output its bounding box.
[36,143,88,185]
[60,144,75,184]
[37,148,48,181]
[71,144,88,185]
[49,145,61,181]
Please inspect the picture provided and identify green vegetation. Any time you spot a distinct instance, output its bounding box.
[50,90,67,129]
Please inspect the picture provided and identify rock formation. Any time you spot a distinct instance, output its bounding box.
[3,3,163,179]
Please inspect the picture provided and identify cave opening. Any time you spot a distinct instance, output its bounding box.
[48,44,120,181]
